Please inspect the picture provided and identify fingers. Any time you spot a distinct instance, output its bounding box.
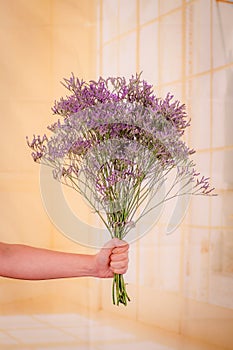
[112,244,129,254]
[103,238,128,250]
[110,251,128,262]
[109,239,129,274]
[98,238,129,275]
[110,258,128,274]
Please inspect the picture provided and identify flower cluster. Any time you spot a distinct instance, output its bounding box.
[27,73,215,306]
[52,73,189,135]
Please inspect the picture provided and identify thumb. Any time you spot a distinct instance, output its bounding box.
[102,238,128,250]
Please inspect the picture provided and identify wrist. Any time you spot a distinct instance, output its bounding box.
[71,254,98,278]
[85,254,99,278]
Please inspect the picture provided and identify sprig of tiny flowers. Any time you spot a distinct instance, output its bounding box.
[52,72,189,135]
[27,73,215,306]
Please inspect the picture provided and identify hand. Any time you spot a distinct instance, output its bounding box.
[94,238,129,278]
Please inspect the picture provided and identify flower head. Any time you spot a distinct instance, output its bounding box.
[27,73,215,226]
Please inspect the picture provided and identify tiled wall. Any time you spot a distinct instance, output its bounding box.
[96,0,233,348]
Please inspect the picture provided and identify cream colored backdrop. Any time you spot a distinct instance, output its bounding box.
[97,1,233,349]
[0,0,233,349]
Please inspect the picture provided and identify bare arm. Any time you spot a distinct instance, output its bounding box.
[0,239,129,280]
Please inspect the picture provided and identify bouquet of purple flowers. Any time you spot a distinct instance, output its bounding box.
[27,73,214,306]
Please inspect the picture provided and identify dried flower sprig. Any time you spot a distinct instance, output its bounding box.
[52,72,189,135]
[27,73,215,306]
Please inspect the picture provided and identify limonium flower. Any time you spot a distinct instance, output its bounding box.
[27,73,215,306]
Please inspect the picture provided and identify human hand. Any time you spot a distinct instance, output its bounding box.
[93,238,129,278]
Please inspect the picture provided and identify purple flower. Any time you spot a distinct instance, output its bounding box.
[51,73,189,135]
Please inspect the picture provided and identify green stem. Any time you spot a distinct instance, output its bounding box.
[112,273,130,306]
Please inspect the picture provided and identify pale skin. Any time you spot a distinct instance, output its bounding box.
[0,238,129,280]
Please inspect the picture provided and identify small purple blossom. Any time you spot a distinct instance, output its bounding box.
[26,134,48,162]
[70,139,92,155]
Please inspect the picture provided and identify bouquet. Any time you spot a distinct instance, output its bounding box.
[27,73,215,306]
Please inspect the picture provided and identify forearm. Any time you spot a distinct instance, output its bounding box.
[0,243,97,280]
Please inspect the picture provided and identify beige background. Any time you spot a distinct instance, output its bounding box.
[0,0,233,349]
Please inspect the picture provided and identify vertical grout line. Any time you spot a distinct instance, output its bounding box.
[187,2,193,149]
[181,0,194,336]
[179,0,187,335]
[99,0,103,76]
[186,0,193,256]
[136,0,140,73]
[95,0,100,79]
[117,0,120,75]
[210,0,214,180]
[208,0,214,304]
[50,0,54,99]
[133,0,139,318]
[99,0,103,311]
[135,0,140,322]
[158,0,162,96]
[182,0,187,103]
[50,0,55,249]
[156,0,162,310]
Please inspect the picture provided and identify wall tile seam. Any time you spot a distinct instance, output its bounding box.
[182,224,233,230]
[191,146,233,152]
